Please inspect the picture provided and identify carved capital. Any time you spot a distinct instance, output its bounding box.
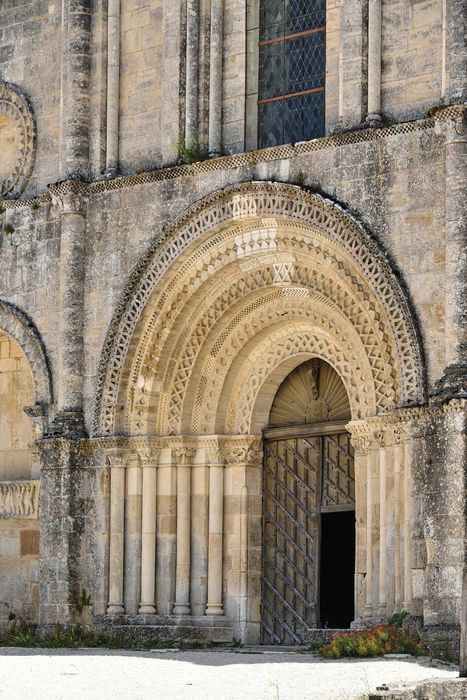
[48,181,89,217]
[137,446,160,468]
[105,448,128,469]
[172,446,196,465]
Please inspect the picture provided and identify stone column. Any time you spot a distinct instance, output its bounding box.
[393,433,403,612]
[173,447,195,615]
[107,450,126,614]
[365,0,382,126]
[377,432,387,617]
[38,439,84,625]
[208,0,223,156]
[461,567,467,677]
[156,445,177,613]
[48,182,88,437]
[350,435,369,621]
[161,0,185,163]
[206,447,225,616]
[190,450,209,616]
[61,0,91,180]
[364,446,373,617]
[105,0,121,175]
[335,0,368,130]
[402,434,413,612]
[447,0,467,103]
[433,108,467,399]
[185,0,199,148]
[139,448,158,614]
[124,454,142,614]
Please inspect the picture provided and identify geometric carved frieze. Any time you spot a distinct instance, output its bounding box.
[93,183,426,435]
[0,82,36,197]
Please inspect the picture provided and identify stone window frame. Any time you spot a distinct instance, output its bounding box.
[246,0,327,151]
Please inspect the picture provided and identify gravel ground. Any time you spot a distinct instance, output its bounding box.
[0,648,459,700]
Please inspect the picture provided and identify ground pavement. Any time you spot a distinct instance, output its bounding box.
[0,648,459,699]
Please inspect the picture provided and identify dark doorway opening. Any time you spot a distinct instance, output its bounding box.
[319,510,355,628]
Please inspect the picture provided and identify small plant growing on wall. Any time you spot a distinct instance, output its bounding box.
[2,222,14,235]
[177,140,209,164]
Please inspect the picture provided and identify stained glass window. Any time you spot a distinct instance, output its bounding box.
[258,0,325,148]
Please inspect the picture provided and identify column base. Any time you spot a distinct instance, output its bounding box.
[206,604,224,616]
[364,112,387,129]
[107,603,125,614]
[138,603,157,614]
[173,603,191,615]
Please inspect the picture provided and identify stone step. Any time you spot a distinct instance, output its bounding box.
[93,614,234,645]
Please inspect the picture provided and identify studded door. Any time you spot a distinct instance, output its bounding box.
[261,432,354,644]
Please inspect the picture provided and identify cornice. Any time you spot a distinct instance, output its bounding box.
[0,117,436,211]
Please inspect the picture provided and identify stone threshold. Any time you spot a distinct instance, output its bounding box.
[92,613,234,645]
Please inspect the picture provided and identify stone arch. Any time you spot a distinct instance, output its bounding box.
[93,182,425,436]
[0,300,53,407]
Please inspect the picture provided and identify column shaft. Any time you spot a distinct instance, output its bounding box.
[206,462,224,615]
[365,453,373,616]
[378,446,387,615]
[208,0,223,155]
[106,0,121,174]
[353,449,368,620]
[174,456,192,615]
[61,0,91,179]
[444,123,467,370]
[393,442,402,610]
[107,466,125,613]
[185,0,199,147]
[124,462,142,614]
[139,466,157,613]
[367,0,382,122]
[403,441,413,610]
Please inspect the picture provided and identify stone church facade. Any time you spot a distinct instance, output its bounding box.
[0,0,465,656]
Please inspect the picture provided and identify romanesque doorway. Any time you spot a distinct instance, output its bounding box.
[261,359,355,644]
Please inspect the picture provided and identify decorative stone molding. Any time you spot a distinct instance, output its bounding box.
[0,480,39,519]
[0,82,36,198]
[93,183,425,435]
[0,300,53,408]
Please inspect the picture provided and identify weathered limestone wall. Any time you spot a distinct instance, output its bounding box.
[0,332,34,479]
[381,0,444,121]
[0,332,39,628]
[0,516,40,628]
[0,0,61,195]
[118,0,163,172]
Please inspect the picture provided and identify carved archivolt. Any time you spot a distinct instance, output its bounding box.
[0,300,53,406]
[0,82,36,197]
[93,183,425,436]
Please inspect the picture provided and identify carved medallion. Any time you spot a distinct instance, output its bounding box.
[0,82,36,197]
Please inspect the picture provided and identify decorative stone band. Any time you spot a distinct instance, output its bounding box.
[347,398,467,451]
[0,480,40,519]
[0,117,436,211]
[93,434,262,466]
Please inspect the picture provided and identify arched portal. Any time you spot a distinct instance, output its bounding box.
[95,183,425,644]
[262,358,355,644]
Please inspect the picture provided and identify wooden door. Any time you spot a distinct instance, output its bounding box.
[261,429,354,644]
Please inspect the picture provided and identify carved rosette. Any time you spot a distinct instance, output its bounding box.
[0,82,36,197]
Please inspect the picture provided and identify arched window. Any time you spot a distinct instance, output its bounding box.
[258,0,326,148]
